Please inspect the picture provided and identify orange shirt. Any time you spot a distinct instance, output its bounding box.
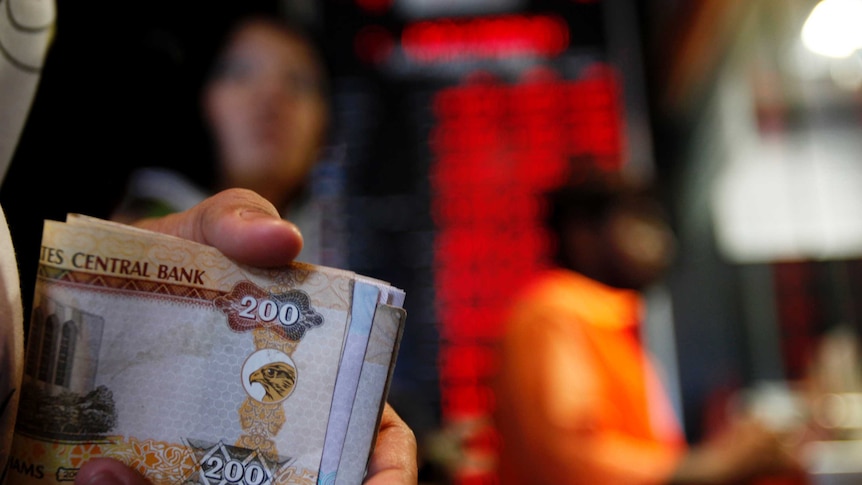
[493,269,685,485]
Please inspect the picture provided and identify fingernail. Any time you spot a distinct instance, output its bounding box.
[239,208,272,220]
[287,221,303,238]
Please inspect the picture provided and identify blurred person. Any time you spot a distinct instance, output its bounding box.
[0,4,417,485]
[111,9,331,263]
[493,181,806,485]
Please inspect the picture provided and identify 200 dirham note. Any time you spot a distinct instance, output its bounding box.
[6,215,404,485]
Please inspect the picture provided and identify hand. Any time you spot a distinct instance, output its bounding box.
[363,403,418,485]
[671,415,804,484]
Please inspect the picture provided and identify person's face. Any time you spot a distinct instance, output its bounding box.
[559,197,675,290]
[202,18,329,206]
[602,201,676,290]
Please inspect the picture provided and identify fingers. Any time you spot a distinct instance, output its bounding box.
[74,458,151,485]
[363,403,419,485]
[133,188,304,267]
[698,416,806,483]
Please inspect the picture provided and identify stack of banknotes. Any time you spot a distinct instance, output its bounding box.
[6,215,406,485]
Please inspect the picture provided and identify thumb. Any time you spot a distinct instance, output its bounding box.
[133,188,303,267]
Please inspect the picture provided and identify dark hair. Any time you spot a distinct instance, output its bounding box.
[544,182,669,267]
[547,187,610,229]
[204,9,329,80]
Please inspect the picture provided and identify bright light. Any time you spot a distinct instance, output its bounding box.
[801,0,862,58]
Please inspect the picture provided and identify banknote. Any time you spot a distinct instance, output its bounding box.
[5,216,405,485]
[318,280,379,484]
[317,276,405,485]
[336,304,405,485]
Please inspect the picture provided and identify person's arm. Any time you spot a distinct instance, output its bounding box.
[74,188,418,485]
[668,415,803,485]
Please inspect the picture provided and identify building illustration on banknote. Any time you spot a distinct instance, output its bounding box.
[16,294,113,441]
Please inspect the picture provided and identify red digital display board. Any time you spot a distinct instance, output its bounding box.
[431,63,625,483]
[329,2,624,481]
